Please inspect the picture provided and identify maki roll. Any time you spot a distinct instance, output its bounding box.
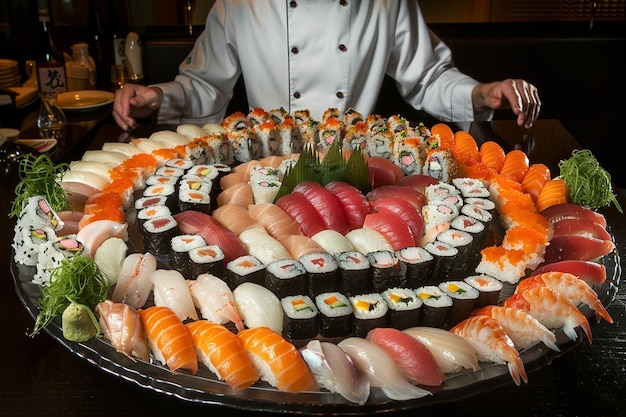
[415,285,453,329]
[422,202,459,234]
[367,250,407,293]
[450,214,487,270]
[33,236,84,286]
[185,164,221,182]
[438,281,480,329]
[451,177,490,198]
[141,215,180,256]
[189,244,225,279]
[137,205,172,232]
[281,295,319,342]
[436,229,473,280]
[143,183,178,213]
[424,241,458,285]
[335,251,370,297]
[350,293,388,338]
[315,292,353,338]
[165,158,194,171]
[170,234,207,278]
[299,252,339,298]
[134,195,168,211]
[225,255,266,289]
[395,246,434,288]
[155,165,185,178]
[381,287,422,330]
[464,274,503,308]
[145,175,179,187]
[13,226,55,267]
[178,188,212,214]
[265,259,307,299]
[250,177,282,204]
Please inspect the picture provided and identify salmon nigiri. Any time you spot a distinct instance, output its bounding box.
[535,178,569,212]
[500,149,530,183]
[185,320,259,390]
[479,141,506,173]
[138,305,198,374]
[521,163,551,203]
[248,203,303,241]
[212,203,265,236]
[238,326,318,393]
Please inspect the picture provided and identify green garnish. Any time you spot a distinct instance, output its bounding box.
[30,255,110,337]
[273,140,370,202]
[9,153,70,218]
[558,149,622,213]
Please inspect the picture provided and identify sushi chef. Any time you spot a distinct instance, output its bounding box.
[112,0,541,132]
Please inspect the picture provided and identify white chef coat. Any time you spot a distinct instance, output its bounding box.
[156,0,486,125]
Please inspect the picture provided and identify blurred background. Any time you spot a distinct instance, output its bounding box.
[1,0,625,188]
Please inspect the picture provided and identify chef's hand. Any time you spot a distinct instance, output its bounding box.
[472,79,541,128]
[112,84,164,131]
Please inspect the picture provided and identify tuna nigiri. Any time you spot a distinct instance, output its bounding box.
[541,203,607,228]
[551,218,612,241]
[276,192,327,237]
[188,273,244,331]
[185,320,259,389]
[293,180,350,235]
[337,337,432,401]
[366,185,427,211]
[530,260,607,286]
[368,155,404,189]
[238,326,318,393]
[138,305,198,374]
[366,327,444,386]
[542,234,615,264]
[96,300,150,362]
[324,181,371,230]
[363,212,415,251]
[369,196,425,242]
[300,340,370,405]
[395,174,441,196]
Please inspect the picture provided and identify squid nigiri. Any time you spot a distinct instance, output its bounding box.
[111,252,157,309]
[187,273,244,331]
[238,228,292,265]
[300,340,370,405]
[138,305,198,374]
[238,326,318,393]
[402,327,480,374]
[150,269,199,322]
[233,282,283,333]
[185,320,259,390]
[96,300,150,362]
[344,227,393,255]
[310,229,355,255]
[337,337,432,401]
[450,315,528,386]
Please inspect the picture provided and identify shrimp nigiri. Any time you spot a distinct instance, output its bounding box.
[337,337,432,401]
[185,320,258,390]
[187,273,244,331]
[238,326,317,393]
[471,305,559,352]
[300,340,370,405]
[111,252,157,309]
[96,300,150,362]
[450,315,528,386]
[403,327,479,374]
[504,286,593,344]
[138,305,198,374]
[516,271,613,324]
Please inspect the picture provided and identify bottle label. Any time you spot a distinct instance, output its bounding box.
[38,65,67,95]
[113,38,126,66]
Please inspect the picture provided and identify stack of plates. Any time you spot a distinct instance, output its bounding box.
[0,59,21,88]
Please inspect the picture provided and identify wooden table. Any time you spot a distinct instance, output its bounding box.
[1,119,624,417]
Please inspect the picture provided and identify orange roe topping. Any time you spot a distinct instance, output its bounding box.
[152,148,179,160]
[481,245,527,267]
[103,177,134,195]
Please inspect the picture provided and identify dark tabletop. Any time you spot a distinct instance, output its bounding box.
[1,118,624,417]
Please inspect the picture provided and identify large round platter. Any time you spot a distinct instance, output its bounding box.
[12,234,620,414]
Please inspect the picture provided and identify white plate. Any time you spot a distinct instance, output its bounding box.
[16,138,57,153]
[57,90,114,111]
[10,87,39,108]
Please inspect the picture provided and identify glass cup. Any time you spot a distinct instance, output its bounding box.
[37,94,66,141]
[111,64,128,90]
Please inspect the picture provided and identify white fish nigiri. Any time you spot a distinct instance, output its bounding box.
[96,300,150,362]
[344,228,393,255]
[300,340,370,405]
[238,228,292,265]
[233,282,283,333]
[101,142,143,157]
[111,252,157,309]
[403,327,480,374]
[149,130,190,147]
[187,274,244,331]
[337,337,431,401]
[310,230,355,255]
[76,219,129,258]
[177,123,210,141]
[150,269,199,321]
[68,160,114,182]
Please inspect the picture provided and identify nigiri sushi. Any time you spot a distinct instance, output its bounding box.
[293,180,351,235]
[138,305,198,374]
[110,252,157,309]
[363,212,415,251]
[185,320,259,389]
[238,326,318,393]
[275,192,327,237]
[76,219,129,258]
[96,300,150,362]
[238,228,292,265]
[324,181,370,230]
[150,269,199,321]
[233,282,283,333]
[247,203,303,241]
[337,337,432,401]
[299,340,370,405]
[187,273,244,331]
[344,227,393,255]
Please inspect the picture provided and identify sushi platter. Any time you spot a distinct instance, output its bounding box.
[10,107,622,414]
